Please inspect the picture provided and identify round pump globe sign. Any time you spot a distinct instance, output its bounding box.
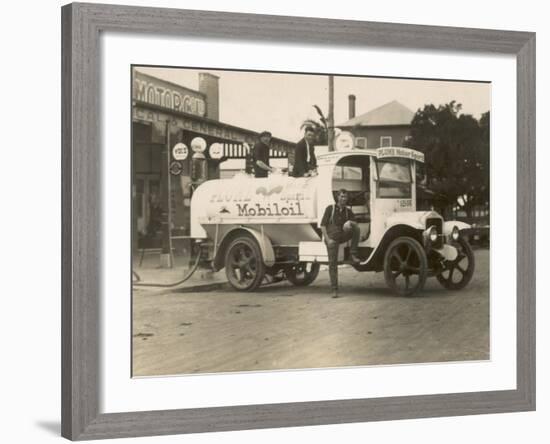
[191,136,207,153]
[209,142,224,159]
[172,143,189,161]
[335,131,355,151]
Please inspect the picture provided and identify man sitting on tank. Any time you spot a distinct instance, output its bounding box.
[252,130,275,178]
[320,189,361,298]
[291,126,317,177]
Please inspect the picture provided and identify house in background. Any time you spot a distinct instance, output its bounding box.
[338,96,444,212]
[337,96,415,148]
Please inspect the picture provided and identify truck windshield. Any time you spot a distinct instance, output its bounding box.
[375,158,412,198]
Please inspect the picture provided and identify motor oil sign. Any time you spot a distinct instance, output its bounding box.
[172,143,189,160]
[207,176,316,220]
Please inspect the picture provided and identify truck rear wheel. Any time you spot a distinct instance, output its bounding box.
[224,236,266,291]
[384,237,428,296]
[285,262,320,286]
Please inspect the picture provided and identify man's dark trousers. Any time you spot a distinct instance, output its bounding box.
[326,223,360,291]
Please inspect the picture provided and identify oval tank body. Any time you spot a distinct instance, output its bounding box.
[190,173,320,239]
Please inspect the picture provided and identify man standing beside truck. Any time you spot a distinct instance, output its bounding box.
[321,189,361,298]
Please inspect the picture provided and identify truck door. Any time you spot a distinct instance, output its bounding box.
[370,158,415,244]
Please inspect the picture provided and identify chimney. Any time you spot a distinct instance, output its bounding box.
[348,94,356,119]
[199,72,219,121]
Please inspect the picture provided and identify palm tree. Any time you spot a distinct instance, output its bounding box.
[301,105,329,144]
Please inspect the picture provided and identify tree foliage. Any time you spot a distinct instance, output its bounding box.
[405,101,490,217]
[301,105,329,144]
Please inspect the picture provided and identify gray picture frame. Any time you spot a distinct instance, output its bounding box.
[61,2,536,440]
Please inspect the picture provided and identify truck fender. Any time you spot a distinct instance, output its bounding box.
[443,220,471,236]
[216,227,275,268]
[354,224,423,272]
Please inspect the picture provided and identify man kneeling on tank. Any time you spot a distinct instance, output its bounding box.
[320,189,361,298]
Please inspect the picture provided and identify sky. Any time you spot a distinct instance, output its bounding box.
[137,66,491,143]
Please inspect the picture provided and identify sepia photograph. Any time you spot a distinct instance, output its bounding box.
[131,66,490,377]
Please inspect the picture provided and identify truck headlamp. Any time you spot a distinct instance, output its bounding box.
[428,225,437,242]
[428,226,438,243]
[451,226,460,241]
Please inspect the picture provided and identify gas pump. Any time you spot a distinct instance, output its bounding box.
[190,136,208,188]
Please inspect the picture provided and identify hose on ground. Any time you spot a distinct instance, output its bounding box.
[132,252,202,288]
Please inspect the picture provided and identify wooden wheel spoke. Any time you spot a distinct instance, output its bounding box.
[234,268,244,282]
[229,255,241,268]
[456,263,466,275]
[392,251,403,265]
[404,246,412,264]
[455,254,466,265]
[449,266,455,281]
[457,255,469,267]
[239,265,254,281]
[241,258,255,272]
[405,274,410,290]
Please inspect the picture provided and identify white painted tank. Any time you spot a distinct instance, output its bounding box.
[190,172,320,238]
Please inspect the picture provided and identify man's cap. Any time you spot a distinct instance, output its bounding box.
[259,131,272,138]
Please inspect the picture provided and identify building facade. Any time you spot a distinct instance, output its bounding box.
[132,70,294,254]
[338,97,415,149]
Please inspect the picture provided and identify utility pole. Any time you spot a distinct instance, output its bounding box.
[328,75,335,151]
[159,122,173,268]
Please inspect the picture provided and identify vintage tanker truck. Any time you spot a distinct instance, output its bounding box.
[190,147,474,296]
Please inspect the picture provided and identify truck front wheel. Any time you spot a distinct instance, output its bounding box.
[224,236,266,291]
[383,237,428,296]
[436,238,475,290]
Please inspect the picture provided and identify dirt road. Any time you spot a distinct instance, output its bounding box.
[132,249,489,376]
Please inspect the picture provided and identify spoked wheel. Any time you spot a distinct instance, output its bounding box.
[384,237,428,296]
[285,262,320,286]
[436,238,475,290]
[224,236,266,291]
